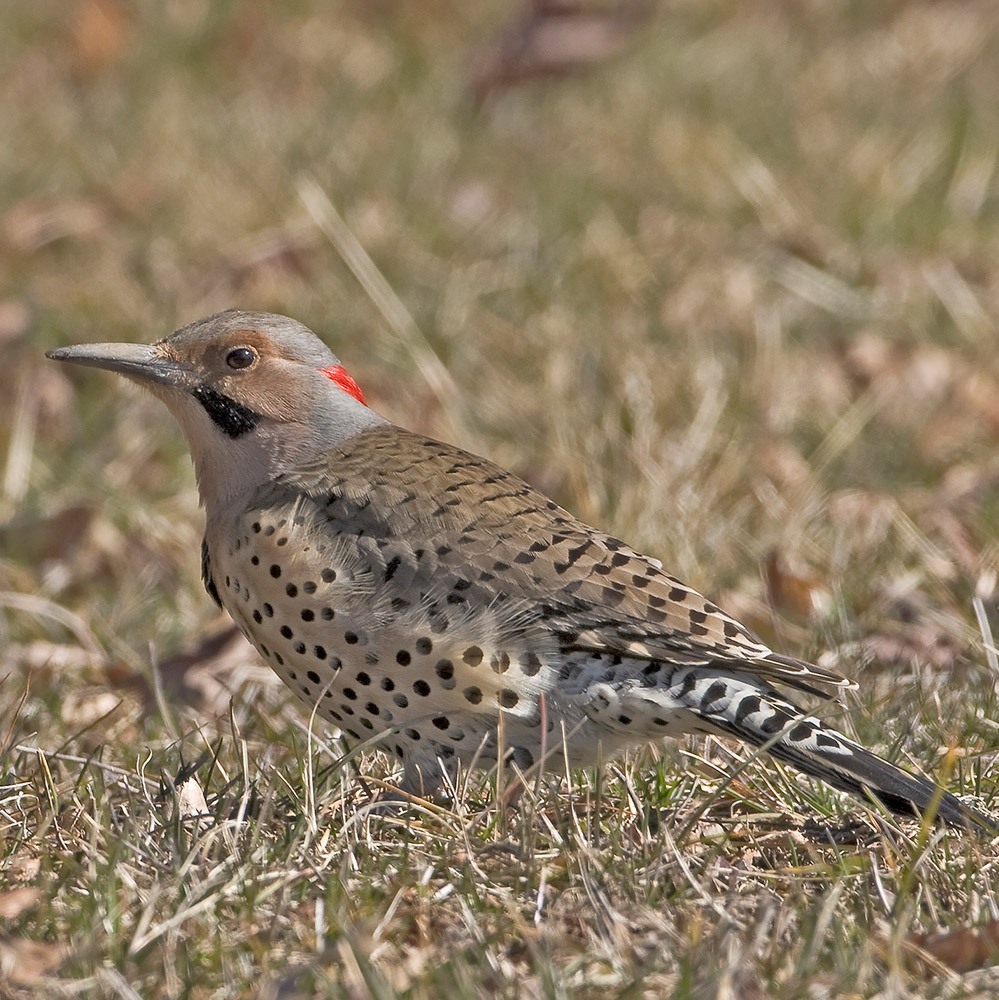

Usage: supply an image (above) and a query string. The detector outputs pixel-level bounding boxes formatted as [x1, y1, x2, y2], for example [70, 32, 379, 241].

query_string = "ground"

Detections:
[3, 0, 999, 996]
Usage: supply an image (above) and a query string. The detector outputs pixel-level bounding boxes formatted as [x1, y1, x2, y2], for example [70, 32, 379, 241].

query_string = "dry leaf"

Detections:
[0, 934, 66, 986]
[858, 626, 963, 671]
[857, 587, 964, 672]
[764, 548, 831, 619]
[5, 858, 40, 884]
[176, 776, 209, 820]
[172, 775, 215, 844]
[71, 0, 132, 75]
[471, 0, 655, 103]
[0, 889, 41, 921]
[125, 625, 279, 715]
[909, 921, 999, 974]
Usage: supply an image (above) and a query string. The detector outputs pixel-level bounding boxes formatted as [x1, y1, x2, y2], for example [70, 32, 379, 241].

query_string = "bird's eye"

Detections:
[226, 346, 257, 370]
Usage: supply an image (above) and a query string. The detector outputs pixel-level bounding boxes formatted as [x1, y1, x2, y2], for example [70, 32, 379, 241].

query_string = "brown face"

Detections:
[48, 311, 368, 442]
[151, 323, 366, 436]
[153, 327, 297, 433]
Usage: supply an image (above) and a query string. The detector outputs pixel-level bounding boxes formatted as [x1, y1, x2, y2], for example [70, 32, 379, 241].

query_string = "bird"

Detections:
[47, 309, 992, 832]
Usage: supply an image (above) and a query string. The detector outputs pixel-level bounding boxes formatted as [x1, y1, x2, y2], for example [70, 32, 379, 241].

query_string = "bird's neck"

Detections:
[196, 415, 389, 522]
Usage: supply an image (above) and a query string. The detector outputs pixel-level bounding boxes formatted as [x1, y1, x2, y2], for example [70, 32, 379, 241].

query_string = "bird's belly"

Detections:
[209, 505, 571, 768]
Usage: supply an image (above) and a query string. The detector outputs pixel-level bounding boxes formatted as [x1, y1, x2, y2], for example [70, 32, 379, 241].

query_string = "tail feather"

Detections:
[715, 711, 993, 832]
[623, 666, 995, 833]
[764, 732, 991, 831]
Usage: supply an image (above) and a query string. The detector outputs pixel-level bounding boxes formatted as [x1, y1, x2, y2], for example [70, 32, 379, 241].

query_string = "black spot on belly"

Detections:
[499, 689, 519, 709]
[522, 653, 542, 677]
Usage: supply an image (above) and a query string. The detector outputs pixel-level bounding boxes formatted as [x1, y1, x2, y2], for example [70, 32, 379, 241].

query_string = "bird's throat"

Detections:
[192, 385, 262, 438]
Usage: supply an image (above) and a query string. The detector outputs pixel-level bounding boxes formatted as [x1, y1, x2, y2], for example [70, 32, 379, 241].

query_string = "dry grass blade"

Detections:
[0, 592, 104, 661]
[298, 177, 468, 440]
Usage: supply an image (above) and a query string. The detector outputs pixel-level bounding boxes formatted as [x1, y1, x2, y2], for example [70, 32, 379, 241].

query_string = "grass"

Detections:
[3, 0, 999, 995]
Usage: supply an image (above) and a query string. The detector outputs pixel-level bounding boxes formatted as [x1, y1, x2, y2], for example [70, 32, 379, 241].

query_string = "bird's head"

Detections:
[47, 309, 385, 511]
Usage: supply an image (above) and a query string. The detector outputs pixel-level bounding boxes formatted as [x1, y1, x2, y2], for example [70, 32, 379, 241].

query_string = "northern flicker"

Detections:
[48, 310, 992, 831]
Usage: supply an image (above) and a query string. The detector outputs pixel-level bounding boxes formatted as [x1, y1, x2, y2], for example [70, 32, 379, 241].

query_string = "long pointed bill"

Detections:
[45, 343, 193, 386]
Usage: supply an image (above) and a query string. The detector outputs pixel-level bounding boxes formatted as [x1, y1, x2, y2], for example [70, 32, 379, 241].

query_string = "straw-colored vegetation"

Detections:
[3, 1, 999, 995]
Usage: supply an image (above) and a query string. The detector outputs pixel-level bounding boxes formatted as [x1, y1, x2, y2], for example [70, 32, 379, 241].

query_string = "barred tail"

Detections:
[755, 718, 991, 832]
[699, 674, 993, 832]
[611, 667, 995, 832]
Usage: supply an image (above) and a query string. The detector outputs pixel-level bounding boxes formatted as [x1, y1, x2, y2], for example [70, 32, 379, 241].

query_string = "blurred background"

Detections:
[3, 0, 999, 991]
[5, 0, 998, 697]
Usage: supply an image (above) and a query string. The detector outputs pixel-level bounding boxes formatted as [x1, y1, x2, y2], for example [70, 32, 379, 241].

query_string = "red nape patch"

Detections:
[319, 365, 366, 405]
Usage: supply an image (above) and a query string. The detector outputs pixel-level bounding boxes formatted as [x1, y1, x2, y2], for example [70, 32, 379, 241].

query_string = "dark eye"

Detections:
[226, 346, 257, 370]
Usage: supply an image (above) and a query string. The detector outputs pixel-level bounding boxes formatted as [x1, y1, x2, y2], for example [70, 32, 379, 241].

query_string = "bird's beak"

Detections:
[46, 343, 193, 387]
